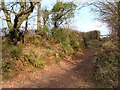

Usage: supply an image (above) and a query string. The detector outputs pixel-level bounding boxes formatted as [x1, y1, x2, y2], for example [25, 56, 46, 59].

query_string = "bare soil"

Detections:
[2, 45, 95, 88]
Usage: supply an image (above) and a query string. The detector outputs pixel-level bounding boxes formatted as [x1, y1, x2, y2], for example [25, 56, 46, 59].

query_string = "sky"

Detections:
[0, 0, 110, 35]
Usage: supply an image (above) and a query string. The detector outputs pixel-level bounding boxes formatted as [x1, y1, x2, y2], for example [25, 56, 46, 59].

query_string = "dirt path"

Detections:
[2, 46, 95, 88]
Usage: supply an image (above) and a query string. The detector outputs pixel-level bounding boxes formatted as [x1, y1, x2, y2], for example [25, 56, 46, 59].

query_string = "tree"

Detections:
[91, 0, 120, 49]
[92, 0, 120, 40]
[117, 1, 120, 50]
[25, 2, 29, 34]
[51, 2, 77, 28]
[91, 2, 120, 87]
[42, 8, 50, 36]
[37, 2, 41, 34]
[0, 0, 36, 45]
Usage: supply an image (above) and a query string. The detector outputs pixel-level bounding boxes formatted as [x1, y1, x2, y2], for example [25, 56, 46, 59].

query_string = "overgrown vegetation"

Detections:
[2, 1, 119, 88]
[91, 1, 120, 88]
[93, 41, 119, 88]
[2, 27, 100, 80]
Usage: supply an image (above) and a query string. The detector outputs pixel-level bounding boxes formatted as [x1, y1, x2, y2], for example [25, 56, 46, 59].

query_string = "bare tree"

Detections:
[91, 0, 119, 41]
[91, 0, 120, 49]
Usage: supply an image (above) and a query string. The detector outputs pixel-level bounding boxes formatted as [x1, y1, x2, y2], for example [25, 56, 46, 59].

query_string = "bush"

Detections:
[81, 30, 100, 47]
[61, 38, 74, 55]
[9, 45, 22, 59]
[34, 57, 46, 68]
[51, 28, 67, 44]
[51, 28, 73, 55]
[2, 63, 12, 72]
[69, 31, 80, 51]
[24, 51, 46, 68]
[51, 28, 85, 54]
[94, 41, 119, 88]
[87, 39, 101, 47]
[32, 35, 41, 46]
[25, 35, 41, 46]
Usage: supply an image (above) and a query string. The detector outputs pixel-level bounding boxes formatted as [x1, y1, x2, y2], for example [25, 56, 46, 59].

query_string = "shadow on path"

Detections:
[43, 46, 95, 88]
[2, 46, 96, 88]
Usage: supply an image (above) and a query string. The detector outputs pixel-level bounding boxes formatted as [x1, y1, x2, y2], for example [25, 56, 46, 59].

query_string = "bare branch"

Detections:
[1, 0, 13, 29]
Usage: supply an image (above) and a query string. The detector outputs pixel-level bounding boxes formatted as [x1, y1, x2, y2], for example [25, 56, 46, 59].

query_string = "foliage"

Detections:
[42, 8, 50, 35]
[92, 1, 120, 50]
[24, 51, 46, 68]
[81, 30, 100, 47]
[93, 41, 119, 88]
[51, 2, 77, 28]
[9, 45, 22, 59]
[84, 30, 100, 40]
[2, 27, 86, 80]
[32, 35, 41, 46]
[43, 25, 49, 36]
[25, 35, 41, 46]
[2, 62, 14, 80]
[69, 31, 81, 51]
[88, 39, 101, 46]
[51, 28, 72, 55]
[51, 28, 85, 55]
[61, 38, 74, 55]
[92, 1, 118, 34]
[2, 63, 12, 72]
[1, 1, 36, 44]
[51, 28, 67, 43]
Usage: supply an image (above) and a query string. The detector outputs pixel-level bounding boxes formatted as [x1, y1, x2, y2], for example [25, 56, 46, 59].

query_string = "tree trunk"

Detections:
[1, 1, 36, 45]
[117, 2, 120, 50]
[25, 18, 28, 34]
[37, 2, 41, 34]
[25, 2, 28, 34]
[9, 30, 18, 45]
[54, 21, 58, 28]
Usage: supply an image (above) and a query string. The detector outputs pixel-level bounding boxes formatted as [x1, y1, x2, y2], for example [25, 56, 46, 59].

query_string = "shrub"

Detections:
[94, 41, 119, 88]
[34, 57, 46, 68]
[32, 35, 41, 46]
[87, 39, 101, 47]
[81, 30, 100, 47]
[24, 51, 46, 68]
[51, 28, 85, 54]
[69, 31, 84, 51]
[51, 28, 67, 43]
[78, 38, 85, 51]
[61, 38, 74, 55]
[69, 32, 79, 51]
[2, 63, 12, 72]
[25, 35, 41, 46]
[9, 45, 22, 59]
[51, 28, 74, 55]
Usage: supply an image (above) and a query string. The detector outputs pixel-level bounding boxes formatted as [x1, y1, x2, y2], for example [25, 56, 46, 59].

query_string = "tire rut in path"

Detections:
[2, 46, 95, 88]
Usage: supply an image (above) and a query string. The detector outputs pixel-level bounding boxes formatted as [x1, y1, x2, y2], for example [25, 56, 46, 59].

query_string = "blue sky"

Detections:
[0, 0, 110, 35]
[72, 6, 109, 35]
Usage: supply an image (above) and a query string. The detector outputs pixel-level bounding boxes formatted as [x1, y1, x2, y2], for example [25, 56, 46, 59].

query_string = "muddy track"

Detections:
[2, 46, 95, 88]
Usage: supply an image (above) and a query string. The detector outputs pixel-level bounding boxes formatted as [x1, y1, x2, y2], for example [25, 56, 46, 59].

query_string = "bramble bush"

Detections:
[94, 41, 119, 88]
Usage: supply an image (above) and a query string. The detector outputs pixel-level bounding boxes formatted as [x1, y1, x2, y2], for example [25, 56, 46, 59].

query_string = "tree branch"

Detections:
[1, 0, 13, 29]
